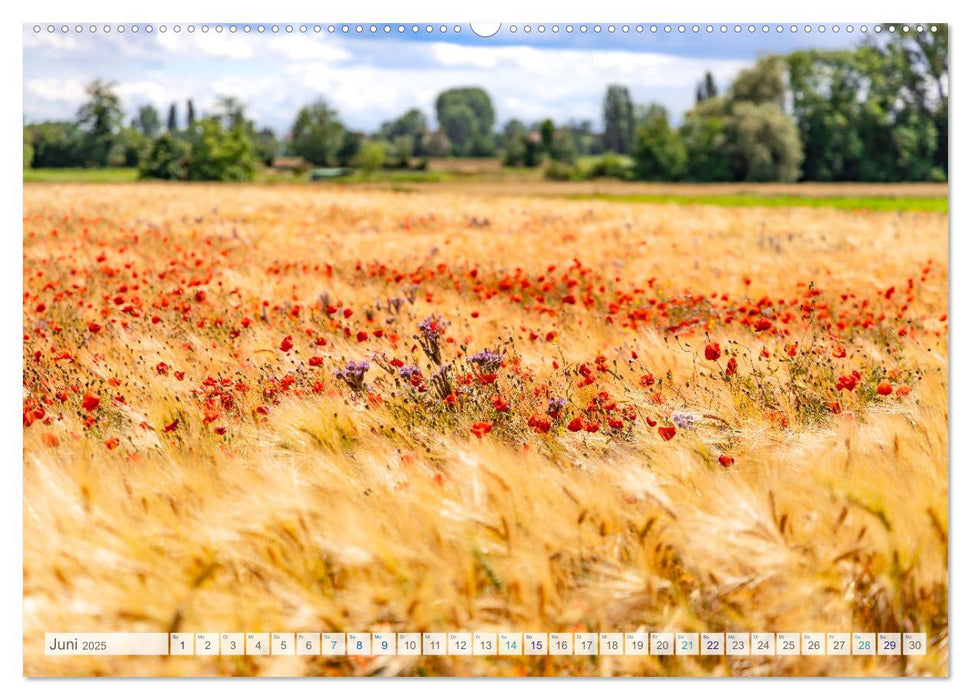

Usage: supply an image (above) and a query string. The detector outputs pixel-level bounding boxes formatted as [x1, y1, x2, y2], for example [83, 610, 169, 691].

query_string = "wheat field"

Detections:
[22, 183, 948, 676]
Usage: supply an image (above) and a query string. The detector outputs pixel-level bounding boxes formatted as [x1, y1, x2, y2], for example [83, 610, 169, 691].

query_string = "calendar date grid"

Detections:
[45, 631, 928, 657]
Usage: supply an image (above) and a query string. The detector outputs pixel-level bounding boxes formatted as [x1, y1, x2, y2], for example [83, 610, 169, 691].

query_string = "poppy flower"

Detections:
[836, 374, 858, 392]
[639, 373, 655, 388]
[527, 415, 551, 433]
[658, 425, 676, 441]
[704, 342, 721, 361]
[87, 322, 102, 333]
[104, 437, 120, 450]
[725, 357, 738, 377]
[567, 416, 584, 432]
[492, 395, 510, 412]
[163, 420, 179, 433]
[471, 421, 493, 439]
[81, 391, 101, 412]
[309, 356, 323, 367]
[356, 331, 368, 342]
[753, 318, 773, 332]
[279, 335, 294, 352]
[718, 455, 735, 467]
[876, 382, 893, 396]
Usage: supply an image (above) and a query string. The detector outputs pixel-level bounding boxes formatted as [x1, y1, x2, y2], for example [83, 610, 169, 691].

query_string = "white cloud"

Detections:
[22, 32, 79, 53]
[24, 77, 87, 103]
[154, 32, 255, 59]
[265, 35, 350, 63]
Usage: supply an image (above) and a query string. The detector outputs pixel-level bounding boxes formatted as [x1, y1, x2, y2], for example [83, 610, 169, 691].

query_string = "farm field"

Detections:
[23, 182, 948, 676]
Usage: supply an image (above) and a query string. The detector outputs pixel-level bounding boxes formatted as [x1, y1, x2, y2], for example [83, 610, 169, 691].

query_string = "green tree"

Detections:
[111, 127, 151, 167]
[134, 105, 161, 138]
[76, 80, 123, 166]
[503, 132, 528, 166]
[25, 122, 85, 168]
[435, 87, 495, 156]
[139, 132, 190, 180]
[166, 103, 178, 132]
[23, 127, 34, 168]
[603, 84, 634, 154]
[679, 101, 734, 181]
[336, 131, 362, 167]
[539, 119, 555, 153]
[549, 130, 578, 165]
[254, 128, 279, 166]
[387, 135, 414, 168]
[184, 117, 258, 181]
[726, 101, 802, 182]
[379, 109, 427, 141]
[632, 104, 686, 180]
[354, 140, 386, 171]
[290, 100, 346, 166]
[418, 130, 451, 158]
[216, 97, 247, 131]
[731, 56, 787, 107]
[186, 99, 196, 128]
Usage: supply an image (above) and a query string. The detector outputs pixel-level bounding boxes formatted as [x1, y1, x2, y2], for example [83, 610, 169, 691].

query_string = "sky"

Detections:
[22, 23, 870, 134]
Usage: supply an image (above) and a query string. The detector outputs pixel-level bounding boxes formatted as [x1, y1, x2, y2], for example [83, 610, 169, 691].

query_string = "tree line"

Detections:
[23, 26, 946, 183]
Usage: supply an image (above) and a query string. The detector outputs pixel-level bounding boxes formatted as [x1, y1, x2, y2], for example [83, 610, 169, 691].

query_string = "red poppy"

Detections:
[471, 421, 493, 439]
[836, 374, 858, 392]
[725, 357, 738, 377]
[704, 342, 721, 361]
[876, 382, 893, 396]
[87, 322, 101, 333]
[81, 391, 100, 412]
[309, 356, 323, 367]
[753, 318, 773, 332]
[492, 395, 510, 412]
[527, 415, 551, 433]
[658, 425, 677, 441]
[639, 373, 655, 387]
[567, 416, 584, 432]
[279, 335, 294, 352]
[356, 331, 368, 342]
[104, 437, 120, 450]
[163, 420, 179, 433]
[718, 455, 735, 467]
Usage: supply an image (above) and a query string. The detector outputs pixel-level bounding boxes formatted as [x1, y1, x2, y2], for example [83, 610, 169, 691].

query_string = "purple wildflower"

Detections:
[335, 360, 370, 392]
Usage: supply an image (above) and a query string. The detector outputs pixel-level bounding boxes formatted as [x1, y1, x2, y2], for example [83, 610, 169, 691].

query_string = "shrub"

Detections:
[184, 118, 258, 182]
[139, 133, 190, 180]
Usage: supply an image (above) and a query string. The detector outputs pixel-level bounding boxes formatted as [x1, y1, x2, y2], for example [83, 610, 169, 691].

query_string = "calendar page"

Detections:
[21, 15, 948, 679]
